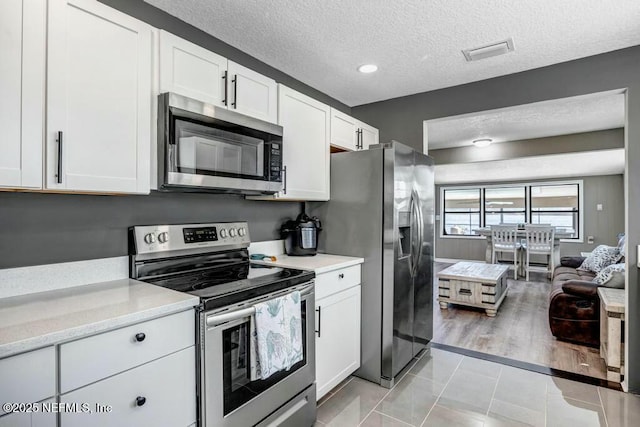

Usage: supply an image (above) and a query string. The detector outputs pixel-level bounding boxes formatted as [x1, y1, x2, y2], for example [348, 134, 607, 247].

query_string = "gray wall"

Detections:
[99, 0, 351, 114]
[352, 45, 640, 393]
[430, 129, 624, 165]
[435, 175, 625, 260]
[0, 192, 301, 269]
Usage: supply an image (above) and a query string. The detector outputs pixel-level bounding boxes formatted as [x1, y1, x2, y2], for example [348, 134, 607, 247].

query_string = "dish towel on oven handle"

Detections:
[250, 290, 303, 380]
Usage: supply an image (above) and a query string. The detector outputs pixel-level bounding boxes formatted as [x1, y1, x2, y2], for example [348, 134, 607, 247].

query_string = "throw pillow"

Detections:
[579, 245, 620, 273]
[618, 233, 626, 259]
[593, 263, 626, 288]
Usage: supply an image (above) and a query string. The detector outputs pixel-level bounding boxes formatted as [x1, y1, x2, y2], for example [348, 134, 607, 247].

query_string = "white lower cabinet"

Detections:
[315, 267, 361, 400]
[0, 399, 56, 427]
[60, 346, 196, 427]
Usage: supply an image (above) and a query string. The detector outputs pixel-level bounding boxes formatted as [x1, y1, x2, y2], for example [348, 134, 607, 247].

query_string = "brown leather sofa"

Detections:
[549, 256, 600, 346]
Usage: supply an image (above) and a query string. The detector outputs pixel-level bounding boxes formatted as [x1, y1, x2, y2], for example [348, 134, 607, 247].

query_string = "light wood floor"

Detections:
[432, 262, 608, 380]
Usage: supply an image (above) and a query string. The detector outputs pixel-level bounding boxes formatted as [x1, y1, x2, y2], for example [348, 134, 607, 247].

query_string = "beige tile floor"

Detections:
[315, 346, 640, 427]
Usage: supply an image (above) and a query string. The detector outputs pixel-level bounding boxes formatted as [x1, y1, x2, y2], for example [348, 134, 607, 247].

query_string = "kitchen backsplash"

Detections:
[0, 191, 302, 269]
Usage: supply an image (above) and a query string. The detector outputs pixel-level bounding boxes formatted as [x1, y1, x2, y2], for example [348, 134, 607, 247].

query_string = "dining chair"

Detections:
[490, 225, 521, 279]
[523, 225, 555, 281]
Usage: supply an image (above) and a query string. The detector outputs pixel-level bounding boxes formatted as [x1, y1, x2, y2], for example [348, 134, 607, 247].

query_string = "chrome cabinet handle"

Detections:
[338, 273, 344, 279]
[231, 75, 238, 109]
[358, 129, 363, 149]
[222, 70, 228, 106]
[56, 131, 63, 183]
[315, 306, 321, 337]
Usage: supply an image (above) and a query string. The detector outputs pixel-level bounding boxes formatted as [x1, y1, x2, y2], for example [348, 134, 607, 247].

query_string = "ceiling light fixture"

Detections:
[472, 138, 493, 148]
[358, 64, 378, 73]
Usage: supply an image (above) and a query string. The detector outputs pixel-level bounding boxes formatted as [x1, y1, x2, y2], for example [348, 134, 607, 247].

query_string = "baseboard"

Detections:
[435, 257, 486, 264]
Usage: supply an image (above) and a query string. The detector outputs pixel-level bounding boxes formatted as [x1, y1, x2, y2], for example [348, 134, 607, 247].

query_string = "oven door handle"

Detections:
[205, 282, 315, 327]
[207, 306, 255, 327]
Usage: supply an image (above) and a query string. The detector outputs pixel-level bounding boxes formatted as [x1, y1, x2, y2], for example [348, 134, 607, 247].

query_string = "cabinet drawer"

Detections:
[0, 399, 56, 427]
[60, 310, 194, 392]
[0, 347, 55, 415]
[315, 265, 361, 300]
[61, 346, 196, 427]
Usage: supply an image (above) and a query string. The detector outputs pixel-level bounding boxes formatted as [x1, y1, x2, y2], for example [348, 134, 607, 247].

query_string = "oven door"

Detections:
[158, 92, 283, 194]
[200, 282, 315, 427]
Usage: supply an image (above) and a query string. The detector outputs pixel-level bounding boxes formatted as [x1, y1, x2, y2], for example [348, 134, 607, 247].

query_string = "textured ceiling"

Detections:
[145, 0, 640, 106]
[427, 91, 625, 149]
[434, 149, 625, 184]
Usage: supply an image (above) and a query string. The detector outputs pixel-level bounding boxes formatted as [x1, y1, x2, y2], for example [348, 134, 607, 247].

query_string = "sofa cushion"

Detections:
[560, 256, 586, 269]
[579, 245, 620, 273]
[594, 263, 626, 288]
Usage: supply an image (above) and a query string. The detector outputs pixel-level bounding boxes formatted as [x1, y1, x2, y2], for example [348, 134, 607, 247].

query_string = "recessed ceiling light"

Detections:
[472, 138, 493, 148]
[358, 64, 378, 73]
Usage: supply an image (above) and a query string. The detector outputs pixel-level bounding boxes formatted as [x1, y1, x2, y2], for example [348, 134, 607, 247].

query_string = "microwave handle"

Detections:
[282, 165, 287, 195]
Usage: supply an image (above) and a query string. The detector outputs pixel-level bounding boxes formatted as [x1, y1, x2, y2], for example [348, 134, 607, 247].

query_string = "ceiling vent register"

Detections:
[462, 38, 515, 62]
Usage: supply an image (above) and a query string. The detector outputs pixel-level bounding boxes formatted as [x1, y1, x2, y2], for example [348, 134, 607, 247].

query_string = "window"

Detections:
[440, 180, 583, 241]
[442, 188, 481, 236]
[484, 187, 526, 226]
[530, 184, 579, 238]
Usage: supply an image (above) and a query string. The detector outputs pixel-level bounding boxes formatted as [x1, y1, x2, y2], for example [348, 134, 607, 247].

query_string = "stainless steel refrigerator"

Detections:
[308, 141, 435, 388]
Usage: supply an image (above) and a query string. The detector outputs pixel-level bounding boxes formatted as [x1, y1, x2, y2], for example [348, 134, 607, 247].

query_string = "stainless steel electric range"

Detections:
[129, 222, 316, 427]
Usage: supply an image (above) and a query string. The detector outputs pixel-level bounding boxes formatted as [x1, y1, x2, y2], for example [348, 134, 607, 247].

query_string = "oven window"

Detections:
[174, 119, 264, 178]
[222, 300, 307, 415]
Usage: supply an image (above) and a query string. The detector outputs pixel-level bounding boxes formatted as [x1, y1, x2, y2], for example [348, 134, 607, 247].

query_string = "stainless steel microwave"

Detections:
[158, 92, 283, 194]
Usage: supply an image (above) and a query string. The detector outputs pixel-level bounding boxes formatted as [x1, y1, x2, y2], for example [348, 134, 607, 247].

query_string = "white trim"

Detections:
[435, 258, 486, 264]
[439, 179, 584, 243]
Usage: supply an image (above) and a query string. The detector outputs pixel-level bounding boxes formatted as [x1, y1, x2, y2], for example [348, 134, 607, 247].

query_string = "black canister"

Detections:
[281, 213, 322, 256]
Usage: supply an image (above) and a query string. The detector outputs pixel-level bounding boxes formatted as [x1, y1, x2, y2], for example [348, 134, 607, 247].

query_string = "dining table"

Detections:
[473, 227, 574, 273]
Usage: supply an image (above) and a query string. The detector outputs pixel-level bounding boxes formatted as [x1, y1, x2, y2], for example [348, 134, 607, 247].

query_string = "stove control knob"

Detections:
[144, 233, 156, 244]
[238, 227, 246, 237]
[219, 228, 228, 238]
[158, 232, 169, 243]
[229, 228, 237, 237]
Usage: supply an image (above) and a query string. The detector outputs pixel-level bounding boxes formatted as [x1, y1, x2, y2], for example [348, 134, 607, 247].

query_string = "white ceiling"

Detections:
[434, 149, 625, 184]
[427, 90, 626, 149]
[145, 0, 640, 106]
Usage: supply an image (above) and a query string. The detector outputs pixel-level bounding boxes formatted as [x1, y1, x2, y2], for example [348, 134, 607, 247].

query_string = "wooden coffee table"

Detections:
[437, 262, 509, 317]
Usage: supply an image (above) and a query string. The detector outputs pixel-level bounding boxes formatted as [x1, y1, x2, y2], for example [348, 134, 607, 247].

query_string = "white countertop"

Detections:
[0, 279, 199, 358]
[252, 253, 364, 274]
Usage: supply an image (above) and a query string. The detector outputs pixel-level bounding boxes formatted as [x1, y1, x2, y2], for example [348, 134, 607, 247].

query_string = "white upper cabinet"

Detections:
[330, 108, 379, 152]
[228, 61, 278, 123]
[330, 108, 358, 151]
[0, 0, 46, 189]
[46, 0, 152, 194]
[357, 120, 379, 150]
[274, 84, 330, 201]
[159, 30, 227, 107]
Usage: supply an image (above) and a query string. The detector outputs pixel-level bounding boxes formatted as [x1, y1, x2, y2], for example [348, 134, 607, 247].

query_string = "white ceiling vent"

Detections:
[463, 38, 515, 62]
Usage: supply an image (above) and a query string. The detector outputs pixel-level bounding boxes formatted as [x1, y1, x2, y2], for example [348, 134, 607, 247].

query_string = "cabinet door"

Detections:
[330, 108, 358, 151]
[61, 347, 196, 427]
[273, 84, 330, 201]
[357, 120, 379, 150]
[228, 61, 278, 123]
[315, 285, 361, 399]
[0, 0, 45, 189]
[47, 0, 152, 194]
[159, 30, 227, 107]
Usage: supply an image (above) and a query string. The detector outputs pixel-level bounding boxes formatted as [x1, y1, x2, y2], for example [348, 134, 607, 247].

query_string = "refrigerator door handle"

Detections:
[408, 192, 420, 277]
[414, 192, 425, 274]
